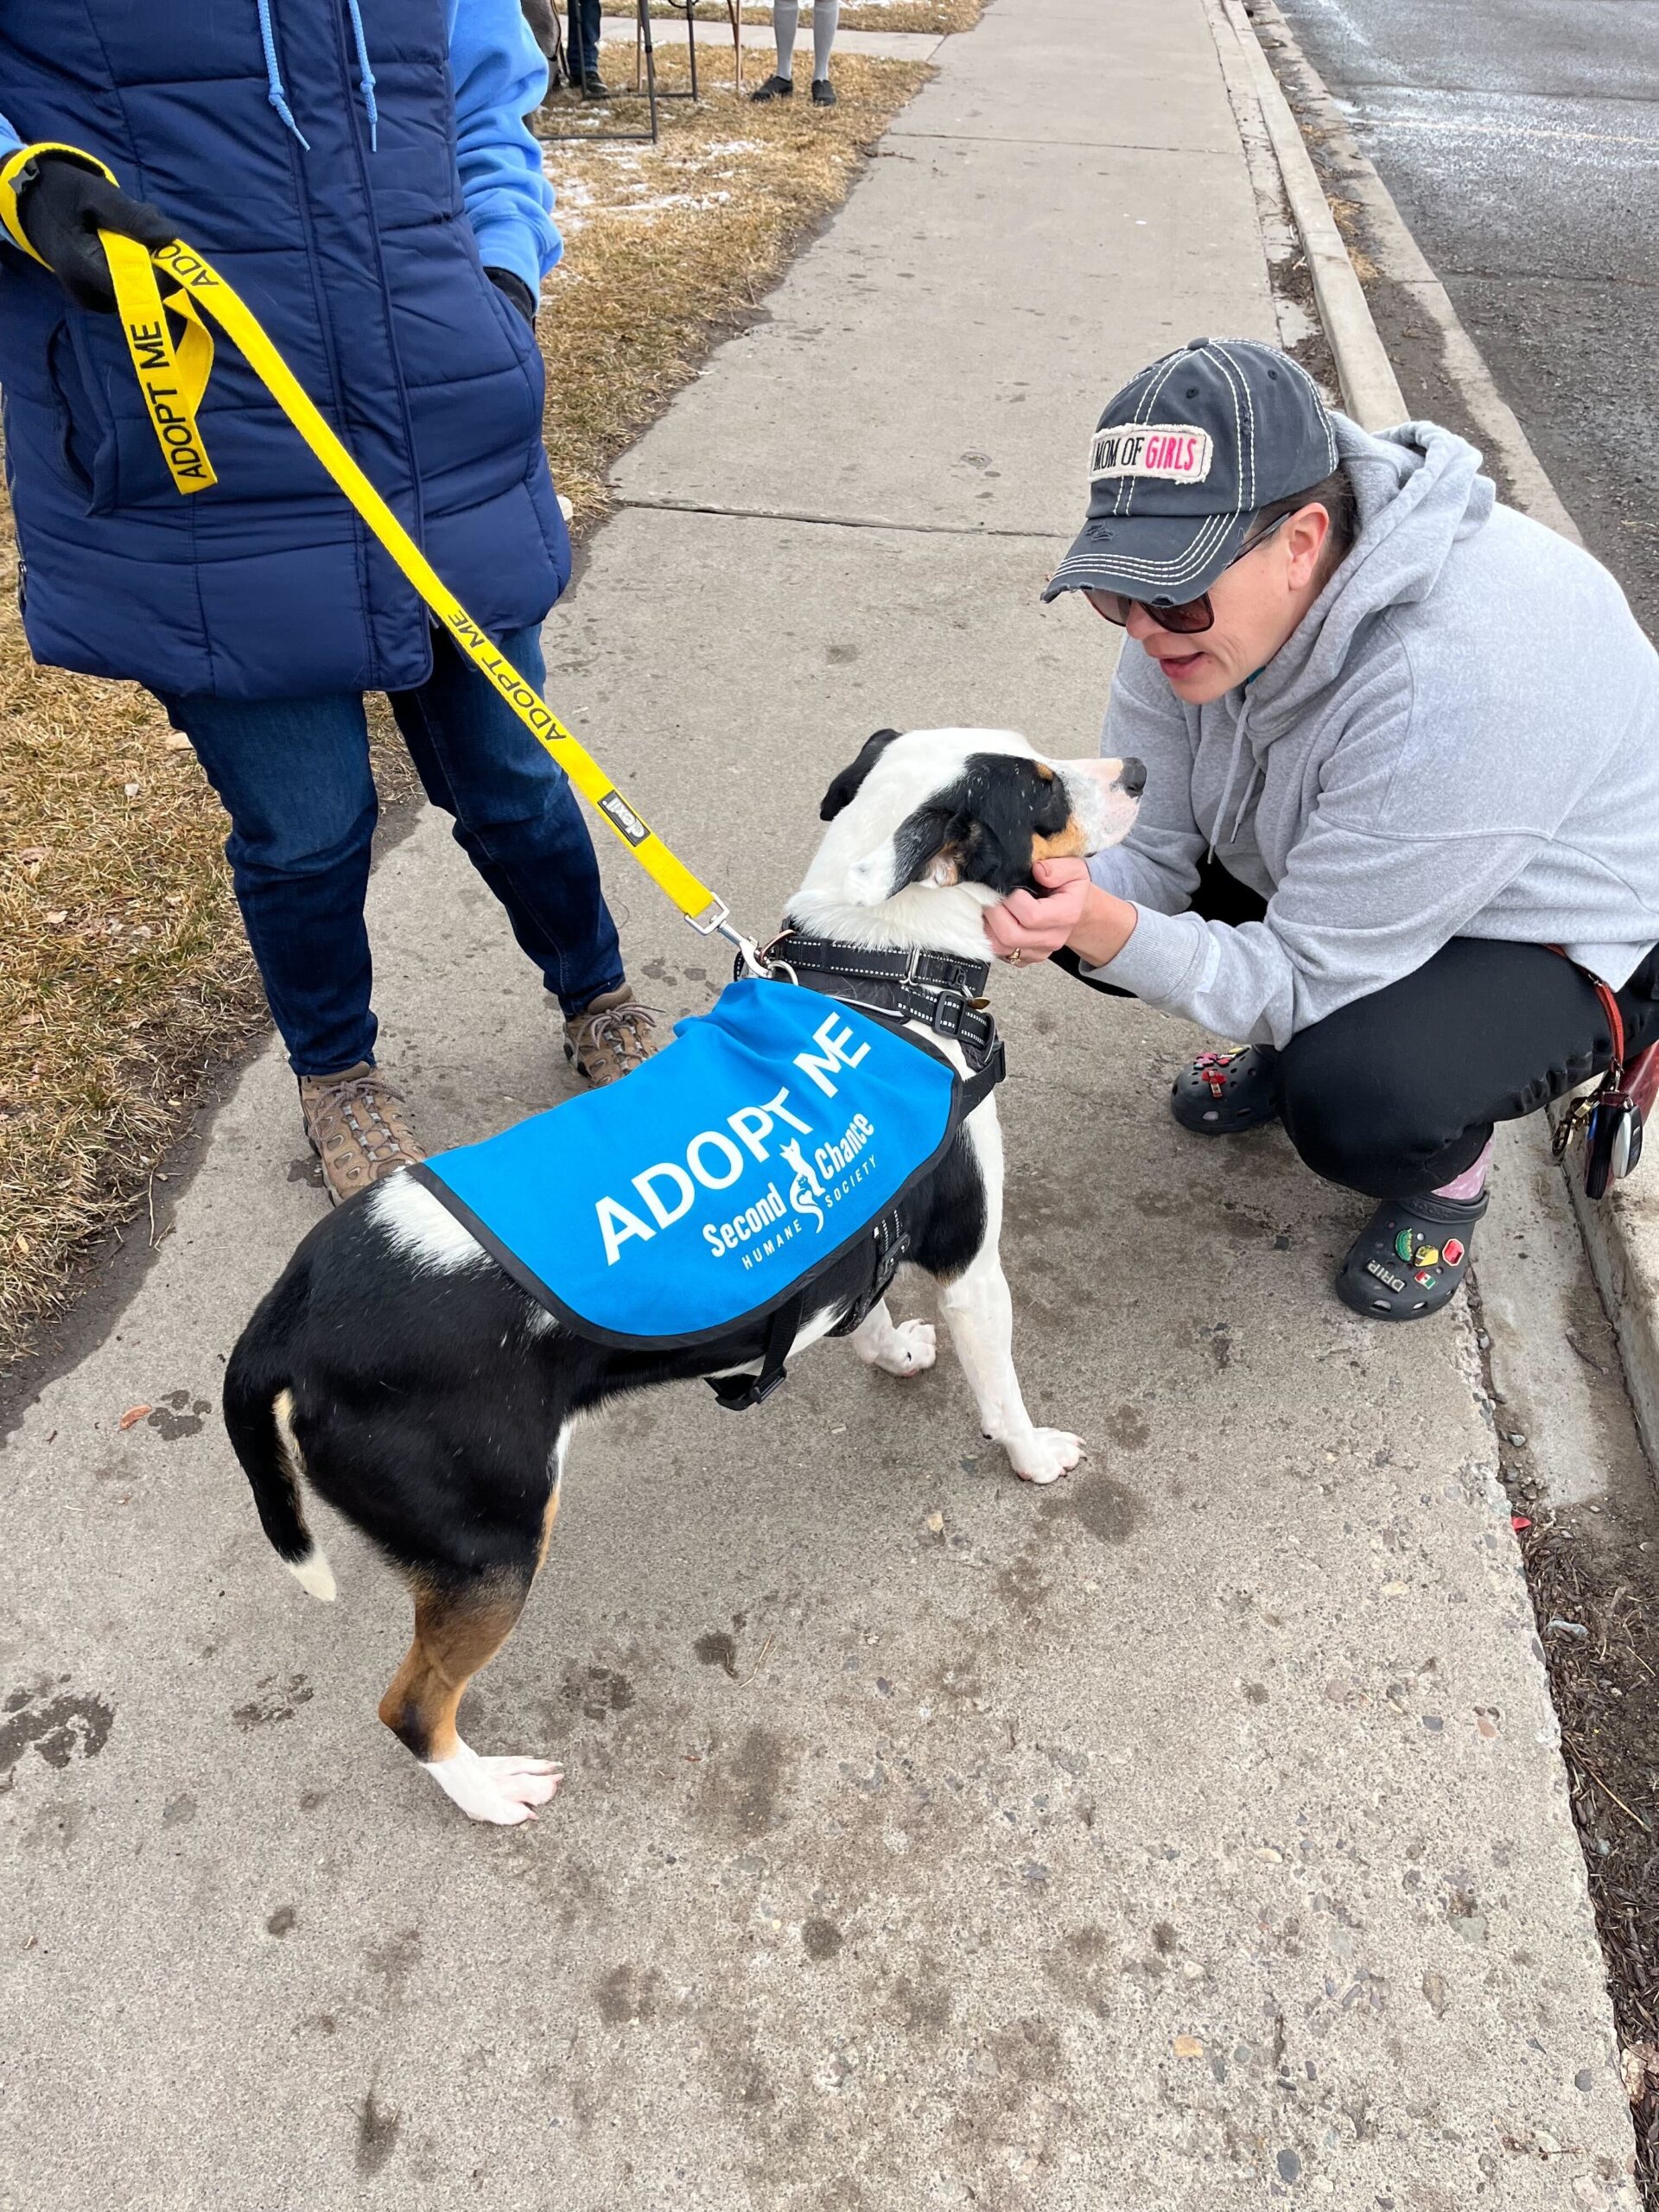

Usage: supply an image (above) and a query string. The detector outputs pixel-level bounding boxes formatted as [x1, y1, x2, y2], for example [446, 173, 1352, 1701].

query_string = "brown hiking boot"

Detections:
[298, 1061, 424, 1205]
[563, 985, 662, 1088]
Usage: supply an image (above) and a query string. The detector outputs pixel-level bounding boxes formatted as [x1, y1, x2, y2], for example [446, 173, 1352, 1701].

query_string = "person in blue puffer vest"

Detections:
[0, 0, 661, 1203]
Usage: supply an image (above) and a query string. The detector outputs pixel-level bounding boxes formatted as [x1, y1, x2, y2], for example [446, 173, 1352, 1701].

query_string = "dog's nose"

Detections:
[1117, 757, 1147, 798]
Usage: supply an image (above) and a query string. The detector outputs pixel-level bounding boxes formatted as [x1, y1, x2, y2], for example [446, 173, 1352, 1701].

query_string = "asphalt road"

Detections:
[1275, 0, 1659, 637]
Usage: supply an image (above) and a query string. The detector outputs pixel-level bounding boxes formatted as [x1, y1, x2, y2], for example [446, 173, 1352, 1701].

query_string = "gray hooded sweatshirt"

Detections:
[1085, 415, 1659, 1048]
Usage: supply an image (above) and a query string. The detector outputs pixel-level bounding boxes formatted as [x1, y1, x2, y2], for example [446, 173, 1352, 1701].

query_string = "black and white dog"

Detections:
[224, 728, 1143, 1823]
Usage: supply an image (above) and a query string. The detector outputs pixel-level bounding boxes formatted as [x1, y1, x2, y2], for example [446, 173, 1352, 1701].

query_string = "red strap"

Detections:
[1549, 945, 1625, 1071]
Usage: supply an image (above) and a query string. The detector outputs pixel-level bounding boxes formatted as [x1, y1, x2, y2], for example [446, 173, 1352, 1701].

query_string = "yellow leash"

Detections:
[0, 145, 759, 966]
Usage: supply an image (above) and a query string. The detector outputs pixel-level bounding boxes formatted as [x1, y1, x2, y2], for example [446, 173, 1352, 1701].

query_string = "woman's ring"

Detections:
[1007, 948, 1023, 965]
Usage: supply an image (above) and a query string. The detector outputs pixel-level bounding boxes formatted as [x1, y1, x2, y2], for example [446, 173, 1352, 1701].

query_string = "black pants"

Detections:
[1065, 858, 1659, 1199]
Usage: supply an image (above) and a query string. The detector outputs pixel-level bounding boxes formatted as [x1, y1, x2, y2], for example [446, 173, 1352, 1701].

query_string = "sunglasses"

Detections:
[1082, 509, 1294, 635]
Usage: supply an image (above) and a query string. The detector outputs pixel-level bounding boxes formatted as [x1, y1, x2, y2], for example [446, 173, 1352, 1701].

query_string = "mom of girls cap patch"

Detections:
[1090, 424, 1214, 486]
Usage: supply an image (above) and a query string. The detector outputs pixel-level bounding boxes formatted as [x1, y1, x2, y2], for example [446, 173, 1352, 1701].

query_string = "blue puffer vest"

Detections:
[0, 0, 569, 698]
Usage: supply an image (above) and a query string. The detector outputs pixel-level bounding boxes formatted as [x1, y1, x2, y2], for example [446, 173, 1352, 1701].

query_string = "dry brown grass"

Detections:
[0, 551, 257, 1351]
[599, 0, 980, 34]
[0, 48, 928, 1374]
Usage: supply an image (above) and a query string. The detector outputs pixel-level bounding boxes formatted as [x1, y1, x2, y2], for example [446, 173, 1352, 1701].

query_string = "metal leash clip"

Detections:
[689, 899, 794, 983]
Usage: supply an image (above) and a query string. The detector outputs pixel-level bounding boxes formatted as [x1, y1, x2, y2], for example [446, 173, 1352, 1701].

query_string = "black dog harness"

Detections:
[705, 934, 1007, 1411]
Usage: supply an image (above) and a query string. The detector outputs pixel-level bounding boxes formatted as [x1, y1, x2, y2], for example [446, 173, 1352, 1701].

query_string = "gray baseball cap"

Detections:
[1042, 338, 1338, 606]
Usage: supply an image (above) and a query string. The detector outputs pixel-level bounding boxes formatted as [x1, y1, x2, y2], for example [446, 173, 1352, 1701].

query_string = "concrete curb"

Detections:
[1216, 0, 1659, 1472]
[1210, 0, 1403, 430]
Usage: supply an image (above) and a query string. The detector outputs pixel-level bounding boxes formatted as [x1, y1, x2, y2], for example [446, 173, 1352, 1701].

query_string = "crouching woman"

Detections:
[991, 338, 1659, 1319]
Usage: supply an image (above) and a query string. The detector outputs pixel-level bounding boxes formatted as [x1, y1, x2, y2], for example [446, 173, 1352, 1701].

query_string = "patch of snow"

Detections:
[610, 189, 734, 215]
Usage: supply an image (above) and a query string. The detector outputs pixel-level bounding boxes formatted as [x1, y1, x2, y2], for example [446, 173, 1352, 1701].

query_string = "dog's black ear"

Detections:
[888, 803, 968, 893]
[819, 728, 902, 822]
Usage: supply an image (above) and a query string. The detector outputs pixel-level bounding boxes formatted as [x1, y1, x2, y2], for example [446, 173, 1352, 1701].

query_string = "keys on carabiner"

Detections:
[1584, 1088, 1643, 1200]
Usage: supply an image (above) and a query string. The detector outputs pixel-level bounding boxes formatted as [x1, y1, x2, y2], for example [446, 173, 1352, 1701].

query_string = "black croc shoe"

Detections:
[750, 73, 794, 99]
[1335, 1191, 1487, 1322]
[1171, 1045, 1281, 1135]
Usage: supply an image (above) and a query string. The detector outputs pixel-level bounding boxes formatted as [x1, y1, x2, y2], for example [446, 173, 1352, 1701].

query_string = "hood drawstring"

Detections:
[257, 0, 311, 147]
[1206, 664, 1274, 862]
[257, 1, 379, 153]
[344, 0, 379, 151]
[1207, 690, 1255, 865]
[1228, 758, 1264, 851]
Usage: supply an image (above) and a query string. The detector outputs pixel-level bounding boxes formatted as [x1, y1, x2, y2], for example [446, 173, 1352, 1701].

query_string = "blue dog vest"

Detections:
[416, 979, 963, 1348]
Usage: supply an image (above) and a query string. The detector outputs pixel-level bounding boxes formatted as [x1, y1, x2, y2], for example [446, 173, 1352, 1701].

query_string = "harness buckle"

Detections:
[709, 1365, 791, 1412]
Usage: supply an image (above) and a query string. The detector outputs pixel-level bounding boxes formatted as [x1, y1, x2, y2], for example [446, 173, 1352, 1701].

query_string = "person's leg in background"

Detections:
[157, 688, 424, 1201]
[389, 625, 660, 1088]
[810, 0, 841, 102]
[752, 0, 798, 99]
[567, 0, 609, 95]
[1277, 935, 1659, 1318]
[751, 0, 841, 102]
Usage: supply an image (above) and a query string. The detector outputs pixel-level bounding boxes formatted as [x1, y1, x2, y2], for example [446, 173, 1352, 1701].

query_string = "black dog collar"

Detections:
[761, 931, 1002, 1077]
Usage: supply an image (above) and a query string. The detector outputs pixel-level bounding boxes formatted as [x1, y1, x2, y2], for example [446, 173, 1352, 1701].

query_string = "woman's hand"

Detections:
[986, 857, 1139, 969]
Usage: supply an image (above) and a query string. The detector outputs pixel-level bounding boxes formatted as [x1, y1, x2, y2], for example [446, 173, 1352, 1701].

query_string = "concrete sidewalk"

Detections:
[0, 1, 1639, 2206]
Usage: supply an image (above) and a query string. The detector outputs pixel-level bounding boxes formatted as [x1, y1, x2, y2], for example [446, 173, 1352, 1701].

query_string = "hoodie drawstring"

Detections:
[1228, 754, 1263, 850]
[256, 1, 378, 152]
[1207, 690, 1255, 865]
[344, 0, 379, 151]
[256, 0, 311, 147]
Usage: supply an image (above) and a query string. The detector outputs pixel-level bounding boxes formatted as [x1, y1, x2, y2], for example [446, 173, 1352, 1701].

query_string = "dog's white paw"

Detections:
[426, 1745, 564, 1825]
[873, 1319, 937, 1377]
[1007, 1428, 1085, 1486]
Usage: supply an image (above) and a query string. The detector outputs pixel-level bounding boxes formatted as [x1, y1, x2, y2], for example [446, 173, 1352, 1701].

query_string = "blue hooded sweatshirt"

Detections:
[0, 0, 570, 700]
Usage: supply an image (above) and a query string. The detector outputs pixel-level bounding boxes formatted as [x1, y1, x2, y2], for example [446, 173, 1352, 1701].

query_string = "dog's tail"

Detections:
[223, 1287, 337, 1603]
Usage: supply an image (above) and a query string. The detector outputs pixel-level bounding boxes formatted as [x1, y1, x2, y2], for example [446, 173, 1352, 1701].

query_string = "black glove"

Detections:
[15, 153, 175, 314]
[486, 264, 538, 329]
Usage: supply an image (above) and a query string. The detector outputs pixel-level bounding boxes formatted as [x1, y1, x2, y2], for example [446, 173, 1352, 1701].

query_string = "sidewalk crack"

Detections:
[890, 130, 1243, 156]
[608, 494, 1069, 542]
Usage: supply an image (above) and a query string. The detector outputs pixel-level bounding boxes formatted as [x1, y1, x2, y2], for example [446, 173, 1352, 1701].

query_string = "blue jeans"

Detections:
[567, 0, 601, 75]
[161, 626, 625, 1076]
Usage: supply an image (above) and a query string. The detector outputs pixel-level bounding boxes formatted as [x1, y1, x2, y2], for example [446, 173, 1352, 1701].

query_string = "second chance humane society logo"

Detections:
[593, 1010, 885, 1273]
